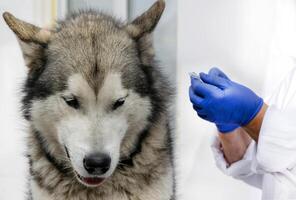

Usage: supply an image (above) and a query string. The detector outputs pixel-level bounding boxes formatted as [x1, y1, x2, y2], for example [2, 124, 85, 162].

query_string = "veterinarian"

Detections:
[189, 67, 296, 200]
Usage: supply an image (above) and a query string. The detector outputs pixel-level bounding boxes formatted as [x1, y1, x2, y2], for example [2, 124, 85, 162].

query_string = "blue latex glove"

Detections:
[189, 67, 263, 133]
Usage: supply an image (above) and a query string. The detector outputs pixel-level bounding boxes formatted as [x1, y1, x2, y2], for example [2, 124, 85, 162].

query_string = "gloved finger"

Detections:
[189, 87, 204, 106]
[193, 106, 208, 116]
[208, 67, 230, 80]
[199, 72, 229, 89]
[193, 105, 202, 111]
[191, 77, 218, 97]
[197, 113, 208, 120]
[197, 113, 214, 122]
[193, 105, 207, 114]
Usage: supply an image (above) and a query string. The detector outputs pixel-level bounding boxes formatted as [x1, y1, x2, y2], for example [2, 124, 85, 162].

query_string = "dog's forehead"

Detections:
[49, 13, 136, 69]
[45, 13, 140, 94]
[67, 72, 125, 100]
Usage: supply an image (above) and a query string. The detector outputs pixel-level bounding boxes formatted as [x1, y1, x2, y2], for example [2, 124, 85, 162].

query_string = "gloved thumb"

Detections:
[199, 72, 229, 89]
[208, 67, 230, 80]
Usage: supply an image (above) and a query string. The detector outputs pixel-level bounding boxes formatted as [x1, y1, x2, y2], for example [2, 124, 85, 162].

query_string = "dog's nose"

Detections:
[83, 153, 111, 175]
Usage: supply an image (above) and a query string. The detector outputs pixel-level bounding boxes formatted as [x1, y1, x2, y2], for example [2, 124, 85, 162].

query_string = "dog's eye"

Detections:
[113, 98, 125, 110]
[63, 96, 80, 109]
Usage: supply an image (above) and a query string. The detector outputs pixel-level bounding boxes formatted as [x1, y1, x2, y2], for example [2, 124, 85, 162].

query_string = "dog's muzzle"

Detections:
[64, 146, 109, 187]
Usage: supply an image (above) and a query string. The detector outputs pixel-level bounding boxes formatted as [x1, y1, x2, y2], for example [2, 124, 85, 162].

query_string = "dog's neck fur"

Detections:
[28, 114, 175, 200]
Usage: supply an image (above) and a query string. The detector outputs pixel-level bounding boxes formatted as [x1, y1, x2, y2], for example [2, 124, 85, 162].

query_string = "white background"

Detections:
[1, 0, 296, 200]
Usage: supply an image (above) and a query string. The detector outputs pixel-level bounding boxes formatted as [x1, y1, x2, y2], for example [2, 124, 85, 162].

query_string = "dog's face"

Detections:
[3, 0, 166, 187]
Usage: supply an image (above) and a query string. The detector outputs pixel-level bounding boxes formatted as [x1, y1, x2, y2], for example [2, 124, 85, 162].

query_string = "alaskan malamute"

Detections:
[3, 0, 175, 199]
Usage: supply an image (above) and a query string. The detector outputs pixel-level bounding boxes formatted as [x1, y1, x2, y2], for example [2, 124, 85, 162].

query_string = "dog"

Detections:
[3, 0, 176, 199]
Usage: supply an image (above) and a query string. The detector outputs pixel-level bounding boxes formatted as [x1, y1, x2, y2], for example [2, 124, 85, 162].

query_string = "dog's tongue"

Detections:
[82, 177, 105, 186]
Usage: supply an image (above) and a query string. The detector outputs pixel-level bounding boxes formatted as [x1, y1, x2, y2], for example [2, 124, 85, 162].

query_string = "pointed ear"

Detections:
[3, 12, 52, 69]
[125, 0, 165, 39]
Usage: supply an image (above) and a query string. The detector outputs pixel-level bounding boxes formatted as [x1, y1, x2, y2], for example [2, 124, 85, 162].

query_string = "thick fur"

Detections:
[3, 1, 176, 199]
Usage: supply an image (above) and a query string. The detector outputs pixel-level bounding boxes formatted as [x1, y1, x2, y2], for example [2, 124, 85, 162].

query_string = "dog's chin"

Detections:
[75, 171, 106, 187]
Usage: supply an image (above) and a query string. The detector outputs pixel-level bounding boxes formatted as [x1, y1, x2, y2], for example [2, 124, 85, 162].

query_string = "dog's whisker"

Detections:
[118, 162, 129, 167]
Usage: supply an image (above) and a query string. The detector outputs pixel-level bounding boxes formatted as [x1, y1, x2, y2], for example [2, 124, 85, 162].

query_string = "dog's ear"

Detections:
[3, 12, 52, 70]
[125, 0, 165, 40]
[125, 0, 165, 65]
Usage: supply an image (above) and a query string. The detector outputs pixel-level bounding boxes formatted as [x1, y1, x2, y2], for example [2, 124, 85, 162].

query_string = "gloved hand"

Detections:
[189, 67, 263, 133]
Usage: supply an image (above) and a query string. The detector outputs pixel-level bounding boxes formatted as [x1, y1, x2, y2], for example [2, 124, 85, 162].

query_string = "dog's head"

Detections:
[3, 0, 168, 187]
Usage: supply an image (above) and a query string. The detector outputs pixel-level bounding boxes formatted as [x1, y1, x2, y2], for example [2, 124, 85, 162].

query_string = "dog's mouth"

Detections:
[75, 172, 106, 187]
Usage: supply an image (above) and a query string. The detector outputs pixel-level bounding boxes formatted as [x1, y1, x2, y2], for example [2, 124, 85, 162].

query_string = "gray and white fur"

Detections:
[3, 0, 176, 200]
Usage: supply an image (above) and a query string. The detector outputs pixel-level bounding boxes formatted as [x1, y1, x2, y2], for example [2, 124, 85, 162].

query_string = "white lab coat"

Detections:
[212, 68, 296, 200]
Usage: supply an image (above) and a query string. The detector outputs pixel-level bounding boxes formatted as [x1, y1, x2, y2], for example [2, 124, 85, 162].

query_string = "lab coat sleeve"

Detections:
[256, 107, 296, 172]
[256, 67, 296, 171]
[211, 137, 263, 189]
